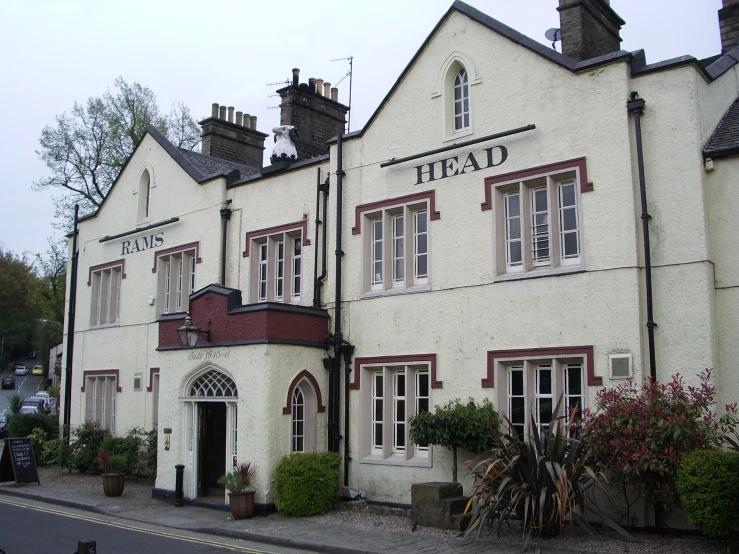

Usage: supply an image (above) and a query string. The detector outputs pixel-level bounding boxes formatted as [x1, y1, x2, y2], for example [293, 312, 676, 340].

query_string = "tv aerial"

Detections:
[545, 28, 561, 51]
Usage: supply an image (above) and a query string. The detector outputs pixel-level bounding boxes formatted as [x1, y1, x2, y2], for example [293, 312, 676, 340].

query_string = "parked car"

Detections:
[21, 397, 50, 414]
[19, 406, 39, 415]
[35, 391, 50, 402]
[32, 365, 44, 376]
[13, 365, 28, 376]
[0, 413, 8, 438]
[1, 376, 15, 389]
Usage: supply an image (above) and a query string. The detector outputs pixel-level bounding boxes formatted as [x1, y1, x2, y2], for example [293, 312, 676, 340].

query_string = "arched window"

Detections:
[138, 168, 152, 221]
[189, 370, 238, 398]
[292, 388, 305, 452]
[453, 68, 469, 132]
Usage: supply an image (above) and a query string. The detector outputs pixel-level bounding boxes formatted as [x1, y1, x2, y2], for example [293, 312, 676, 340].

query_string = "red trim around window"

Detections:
[481, 157, 593, 211]
[80, 369, 122, 392]
[147, 367, 160, 392]
[242, 220, 311, 258]
[282, 369, 326, 414]
[151, 242, 201, 273]
[351, 190, 441, 235]
[481, 345, 601, 388]
[87, 260, 126, 286]
[350, 354, 441, 390]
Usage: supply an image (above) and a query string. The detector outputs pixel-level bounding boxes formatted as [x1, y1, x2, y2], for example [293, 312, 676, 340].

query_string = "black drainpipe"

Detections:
[63, 204, 80, 442]
[220, 200, 232, 286]
[627, 92, 657, 383]
[331, 133, 345, 454]
[313, 168, 329, 308]
[343, 345, 353, 486]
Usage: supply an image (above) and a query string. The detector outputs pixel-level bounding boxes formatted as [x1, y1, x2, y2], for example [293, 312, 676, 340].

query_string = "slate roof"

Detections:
[177, 148, 260, 182]
[704, 98, 739, 159]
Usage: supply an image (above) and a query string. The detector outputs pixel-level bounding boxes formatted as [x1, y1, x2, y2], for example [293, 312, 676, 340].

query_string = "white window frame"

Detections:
[90, 265, 122, 327]
[453, 68, 470, 133]
[250, 230, 303, 304]
[492, 167, 584, 280]
[85, 374, 117, 433]
[157, 249, 196, 315]
[496, 355, 586, 439]
[361, 363, 432, 466]
[363, 202, 430, 296]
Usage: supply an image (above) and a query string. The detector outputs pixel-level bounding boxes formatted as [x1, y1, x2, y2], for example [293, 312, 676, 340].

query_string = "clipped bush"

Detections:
[7, 412, 58, 439]
[100, 427, 150, 476]
[409, 397, 500, 482]
[677, 450, 739, 541]
[70, 421, 111, 473]
[274, 452, 341, 517]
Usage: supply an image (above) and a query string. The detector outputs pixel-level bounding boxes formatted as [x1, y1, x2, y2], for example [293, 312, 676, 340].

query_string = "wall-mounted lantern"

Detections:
[177, 312, 211, 347]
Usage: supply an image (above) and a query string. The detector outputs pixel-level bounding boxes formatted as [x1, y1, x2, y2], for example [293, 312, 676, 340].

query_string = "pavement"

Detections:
[0, 468, 592, 554]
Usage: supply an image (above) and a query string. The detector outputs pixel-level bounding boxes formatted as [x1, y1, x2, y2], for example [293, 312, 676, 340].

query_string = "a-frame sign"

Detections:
[0, 438, 40, 486]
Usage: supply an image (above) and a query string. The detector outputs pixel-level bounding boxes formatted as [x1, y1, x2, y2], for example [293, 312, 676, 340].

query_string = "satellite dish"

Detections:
[545, 28, 561, 51]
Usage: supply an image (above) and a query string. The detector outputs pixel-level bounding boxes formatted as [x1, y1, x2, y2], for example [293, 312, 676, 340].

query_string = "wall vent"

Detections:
[133, 373, 142, 391]
[609, 354, 632, 379]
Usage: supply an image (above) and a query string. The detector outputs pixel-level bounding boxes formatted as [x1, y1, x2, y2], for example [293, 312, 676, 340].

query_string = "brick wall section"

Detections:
[200, 118, 268, 170]
[557, 0, 624, 62]
[720, 2, 739, 53]
[277, 85, 348, 161]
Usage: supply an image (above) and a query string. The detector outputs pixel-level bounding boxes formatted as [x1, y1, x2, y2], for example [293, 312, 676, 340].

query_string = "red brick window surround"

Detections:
[352, 191, 441, 296]
[482, 346, 600, 438]
[152, 242, 201, 315]
[243, 221, 310, 304]
[88, 260, 125, 327]
[282, 370, 325, 454]
[81, 369, 120, 433]
[353, 354, 440, 467]
[481, 158, 592, 280]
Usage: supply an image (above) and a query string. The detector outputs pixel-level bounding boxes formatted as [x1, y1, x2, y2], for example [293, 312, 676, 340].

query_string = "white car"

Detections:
[19, 405, 39, 414]
[35, 391, 50, 402]
[13, 365, 28, 376]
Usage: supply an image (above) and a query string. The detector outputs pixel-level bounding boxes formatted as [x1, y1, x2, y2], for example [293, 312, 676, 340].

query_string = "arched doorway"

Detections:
[182, 367, 238, 502]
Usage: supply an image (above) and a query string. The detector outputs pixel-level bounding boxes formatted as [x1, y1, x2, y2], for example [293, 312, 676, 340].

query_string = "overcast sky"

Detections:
[0, 0, 723, 259]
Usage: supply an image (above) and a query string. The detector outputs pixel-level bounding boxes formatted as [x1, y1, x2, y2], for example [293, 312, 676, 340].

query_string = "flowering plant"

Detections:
[218, 462, 256, 492]
[98, 448, 127, 474]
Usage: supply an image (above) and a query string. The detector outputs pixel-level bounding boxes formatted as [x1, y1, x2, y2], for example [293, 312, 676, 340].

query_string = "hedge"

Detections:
[677, 449, 739, 541]
[274, 452, 341, 517]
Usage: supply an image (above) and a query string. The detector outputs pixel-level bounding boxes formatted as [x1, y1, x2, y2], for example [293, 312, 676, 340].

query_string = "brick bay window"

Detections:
[88, 260, 125, 327]
[482, 158, 593, 279]
[244, 221, 310, 304]
[353, 354, 441, 466]
[352, 191, 440, 296]
[153, 243, 200, 315]
[482, 346, 599, 439]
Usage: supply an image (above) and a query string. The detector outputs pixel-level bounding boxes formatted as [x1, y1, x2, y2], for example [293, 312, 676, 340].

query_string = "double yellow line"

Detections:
[0, 497, 276, 553]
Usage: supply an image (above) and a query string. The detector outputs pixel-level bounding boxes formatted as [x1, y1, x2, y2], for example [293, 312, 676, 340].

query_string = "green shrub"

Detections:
[274, 452, 341, 517]
[409, 398, 500, 482]
[144, 428, 157, 480]
[7, 413, 58, 438]
[677, 450, 739, 541]
[70, 422, 111, 473]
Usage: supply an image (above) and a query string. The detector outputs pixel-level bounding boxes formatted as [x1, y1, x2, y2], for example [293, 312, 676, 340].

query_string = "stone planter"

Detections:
[228, 490, 255, 519]
[102, 473, 125, 497]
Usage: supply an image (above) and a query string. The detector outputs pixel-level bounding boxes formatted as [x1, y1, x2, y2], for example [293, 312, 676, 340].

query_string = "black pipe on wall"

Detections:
[313, 169, 329, 308]
[220, 201, 232, 286]
[627, 92, 657, 383]
[63, 205, 80, 441]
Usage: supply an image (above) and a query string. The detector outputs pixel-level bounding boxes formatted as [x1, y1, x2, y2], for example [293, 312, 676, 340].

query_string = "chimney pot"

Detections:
[235, 111, 243, 126]
[228, 106, 234, 123]
[308, 78, 316, 94]
[331, 87, 338, 102]
[200, 104, 266, 170]
[212, 103, 219, 118]
[244, 114, 251, 129]
[292, 68, 300, 87]
[316, 79, 324, 96]
[323, 82, 331, 97]
[219, 106, 227, 120]
[250, 115, 257, 129]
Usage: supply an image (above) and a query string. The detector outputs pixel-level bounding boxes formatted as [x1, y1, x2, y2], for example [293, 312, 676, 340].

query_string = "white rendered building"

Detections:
[61, 0, 739, 512]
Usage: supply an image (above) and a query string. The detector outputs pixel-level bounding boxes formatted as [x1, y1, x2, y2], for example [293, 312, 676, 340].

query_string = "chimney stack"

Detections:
[276, 69, 348, 161]
[557, 0, 624, 61]
[719, 0, 739, 53]
[200, 102, 268, 170]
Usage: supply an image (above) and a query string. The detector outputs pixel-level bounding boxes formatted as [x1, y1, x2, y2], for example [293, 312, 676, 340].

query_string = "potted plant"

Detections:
[218, 462, 256, 519]
[99, 448, 127, 497]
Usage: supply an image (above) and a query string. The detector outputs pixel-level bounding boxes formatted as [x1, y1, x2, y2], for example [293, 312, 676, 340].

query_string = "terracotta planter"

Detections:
[228, 490, 255, 519]
[102, 473, 125, 497]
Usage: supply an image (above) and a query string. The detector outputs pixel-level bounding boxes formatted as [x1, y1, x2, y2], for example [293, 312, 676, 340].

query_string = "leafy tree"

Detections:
[582, 369, 719, 522]
[29, 236, 67, 325]
[0, 248, 40, 364]
[409, 398, 500, 482]
[34, 77, 200, 225]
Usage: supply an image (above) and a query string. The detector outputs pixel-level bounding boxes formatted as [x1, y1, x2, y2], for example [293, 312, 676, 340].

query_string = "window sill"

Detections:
[443, 129, 473, 143]
[494, 265, 585, 283]
[89, 322, 120, 330]
[360, 453, 432, 468]
[361, 284, 432, 299]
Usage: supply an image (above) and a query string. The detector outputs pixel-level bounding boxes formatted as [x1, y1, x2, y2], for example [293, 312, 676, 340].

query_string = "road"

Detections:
[0, 358, 46, 415]
[0, 497, 310, 554]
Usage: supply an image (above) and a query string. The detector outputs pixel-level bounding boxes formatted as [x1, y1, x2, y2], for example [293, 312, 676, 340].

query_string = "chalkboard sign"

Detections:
[0, 438, 40, 486]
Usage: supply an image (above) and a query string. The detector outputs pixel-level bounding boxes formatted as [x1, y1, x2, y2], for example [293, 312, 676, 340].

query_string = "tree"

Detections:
[30, 236, 67, 325]
[0, 248, 40, 365]
[34, 77, 201, 225]
[409, 398, 500, 482]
